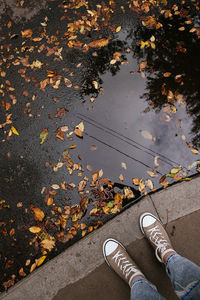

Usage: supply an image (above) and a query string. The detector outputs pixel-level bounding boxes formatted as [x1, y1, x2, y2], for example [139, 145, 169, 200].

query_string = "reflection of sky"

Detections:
[75, 48, 198, 185]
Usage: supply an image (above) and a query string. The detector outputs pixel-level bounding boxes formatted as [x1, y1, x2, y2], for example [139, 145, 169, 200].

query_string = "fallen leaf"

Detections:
[87, 38, 109, 48]
[86, 165, 93, 171]
[132, 178, 140, 185]
[139, 61, 147, 71]
[119, 174, 124, 181]
[51, 184, 60, 189]
[141, 130, 152, 140]
[90, 145, 97, 151]
[30, 263, 36, 273]
[121, 162, 127, 170]
[11, 126, 19, 135]
[36, 256, 46, 267]
[191, 149, 199, 154]
[170, 167, 182, 174]
[154, 156, 159, 168]
[92, 172, 98, 183]
[145, 179, 154, 190]
[99, 169, 103, 177]
[116, 26, 121, 32]
[54, 108, 68, 118]
[40, 128, 48, 144]
[92, 81, 98, 89]
[19, 268, 26, 277]
[124, 187, 134, 199]
[32, 207, 45, 222]
[41, 237, 55, 251]
[56, 129, 64, 141]
[74, 128, 83, 138]
[29, 226, 41, 233]
[21, 29, 33, 38]
[47, 197, 54, 206]
[147, 171, 158, 177]
[164, 72, 171, 77]
[78, 180, 86, 192]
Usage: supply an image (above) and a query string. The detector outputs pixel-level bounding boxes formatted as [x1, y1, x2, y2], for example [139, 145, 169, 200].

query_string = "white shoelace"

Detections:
[112, 250, 140, 280]
[147, 225, 170, 262]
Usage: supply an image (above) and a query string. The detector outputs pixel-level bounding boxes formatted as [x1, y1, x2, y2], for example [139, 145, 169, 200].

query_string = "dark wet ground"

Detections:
[0, 0, 200, 293]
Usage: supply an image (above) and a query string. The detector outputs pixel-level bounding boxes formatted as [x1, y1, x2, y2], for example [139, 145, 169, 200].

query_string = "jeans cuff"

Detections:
[165, 252, 178, 266]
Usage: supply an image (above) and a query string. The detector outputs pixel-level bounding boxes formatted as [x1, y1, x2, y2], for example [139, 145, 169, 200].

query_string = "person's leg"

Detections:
[130, 277, 165, 300]
[140, 212, 200, 299]
[102, 238, 165, 300]
[165, 253, 200, 299]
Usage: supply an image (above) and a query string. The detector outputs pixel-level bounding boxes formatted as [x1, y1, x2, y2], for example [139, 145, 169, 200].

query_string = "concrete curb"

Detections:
[1, 176, 200, 300]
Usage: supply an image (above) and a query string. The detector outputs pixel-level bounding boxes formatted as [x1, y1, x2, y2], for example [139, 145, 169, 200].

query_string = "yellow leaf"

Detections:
[69, 145, 77, 149]
[11, 126, 19, 135]
[92, 81, 98, 89]
[99, 169, 103, 177]
[132, 178, 140, 185]
[32, 207, 45, 222]
[41, 238, 56, 251]
[147, 171, 158, 177]
[40, 128, 48, 144]
[116, 26, 121, 32]
[29, 226, 41, 233]
[191, 149, 199, 154]
[87, 38, 109, 48]
[170, 167, 182, 174]
[36, 256, 46, 266]
[145, 179, 154, 190]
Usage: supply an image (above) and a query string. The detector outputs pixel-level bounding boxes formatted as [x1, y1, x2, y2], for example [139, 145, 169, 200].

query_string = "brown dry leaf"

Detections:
[41, 237, 56, 251]
[92, 172, 98, 183]
[29, 226, 41, 233]
[9, 228, 15, 236]
[74, 128, 83, 138]
[25, 259, 30, 266]
[90, 145, 97, 151]
[147, 171, 158, 177]
[21, 29, 33, 38]
[19, 268, 26, 277]
[139, 61, 147, 71]
[78, 180, 86, 192]
[32, 207, 45, 222]
[30, 263, 37, 273]
[47, 197, 54, 206]
[164, 72, 171, 77]
[54, 108, 68, 118]
[119, 174, 124, 181]
[56, 129, 64, 141]
[87, 38, 109, 48]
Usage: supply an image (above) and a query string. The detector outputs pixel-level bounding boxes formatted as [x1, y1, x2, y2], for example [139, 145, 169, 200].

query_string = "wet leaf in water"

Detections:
[119, 174, 124, 181]
[40, 128, 48, 144]
[121, 162, 127, 170]
[141, 130, 152, 140]
[147, 171, 158, 177]
[191, 149, 199, 154]
[170, 167, 182, 174]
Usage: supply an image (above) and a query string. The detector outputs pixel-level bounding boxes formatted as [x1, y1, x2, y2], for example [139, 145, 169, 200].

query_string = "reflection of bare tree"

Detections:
[131, 2, 200, 147]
